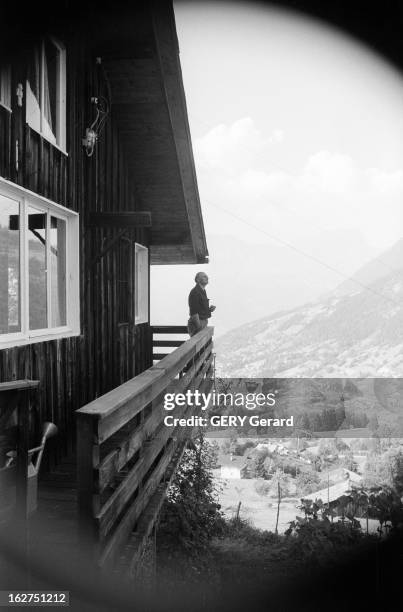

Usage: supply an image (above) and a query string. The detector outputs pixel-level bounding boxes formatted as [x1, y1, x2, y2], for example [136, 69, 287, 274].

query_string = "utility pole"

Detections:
[235, 501, 241, 523]
[327, 473, 330, 505]
[275, 482, 281, 535]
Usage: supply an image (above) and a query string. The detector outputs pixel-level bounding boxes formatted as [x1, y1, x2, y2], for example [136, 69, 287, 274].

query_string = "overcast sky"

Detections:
[151, 1, 403, 336]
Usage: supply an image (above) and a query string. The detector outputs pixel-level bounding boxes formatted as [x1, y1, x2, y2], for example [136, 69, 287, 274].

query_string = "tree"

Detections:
[341, 450, 358, 472]
[245, 452, 267, 479]
[311, 412, 323, 432]
[335, 405, 346, 429]
[295, 470, 320, 495]
[363, 447, 403, 490]
[222, 434, 238, 455]
[254, 479, 271, 497]
[159, 434, 224, 553]
[343, 380, 361, 398]
[270, 469, 291, 498]
[393, 453, 403, 496]
[301, 413, 311, 431]
[368, 414, 379, 433]
[322, 408, 338, 432]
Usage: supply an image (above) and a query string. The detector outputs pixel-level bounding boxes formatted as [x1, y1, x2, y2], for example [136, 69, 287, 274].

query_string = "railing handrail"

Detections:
[76, 326, 214, 567]
[77, 327, 213, 436]
[0, 379, 39, 392]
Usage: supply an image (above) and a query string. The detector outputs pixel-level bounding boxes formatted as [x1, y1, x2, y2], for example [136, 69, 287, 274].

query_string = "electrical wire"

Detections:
[191, 112, 402, 278]
[203, 196, 402, 308]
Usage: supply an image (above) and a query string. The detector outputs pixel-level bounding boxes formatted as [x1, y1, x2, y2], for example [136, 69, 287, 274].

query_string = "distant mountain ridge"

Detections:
[215, 239, 403, 377]
[335, 238, 403, 297]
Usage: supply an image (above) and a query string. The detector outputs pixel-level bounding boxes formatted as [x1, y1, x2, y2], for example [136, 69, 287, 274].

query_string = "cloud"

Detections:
[196, 118, 403, 249]
[271, 129, 284, 143]
[194, 117, 283, 173]
[298, 151, 355, 194]
[366, 168, 403, 195]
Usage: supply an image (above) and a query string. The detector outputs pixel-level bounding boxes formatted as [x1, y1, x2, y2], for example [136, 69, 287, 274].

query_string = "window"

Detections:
[135, 243, 148, 324]
[118, 238, 131, 324]
[26, 38, 66, 150]
[0, 64, 11, 110]
[0, 178, 79, 347]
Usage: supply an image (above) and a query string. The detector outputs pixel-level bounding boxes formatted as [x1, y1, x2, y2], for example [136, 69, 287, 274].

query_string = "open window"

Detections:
[134, 243, 148, 324]
[26, 38, 66, 150]
[0, 64, 11, 111]
[0, 179, 79, 347]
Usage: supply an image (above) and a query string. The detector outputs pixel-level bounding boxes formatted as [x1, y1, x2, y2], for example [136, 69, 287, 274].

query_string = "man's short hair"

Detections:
[195, 272, 205, 283]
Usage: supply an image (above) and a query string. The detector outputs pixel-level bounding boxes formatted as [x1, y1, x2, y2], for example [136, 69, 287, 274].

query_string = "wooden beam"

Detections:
[0, 380, 39, 392]
[99, 438, 177, 568]
[150, 244, 200, 265]
[88, 212, 151, 228]
[153, 340, 184, 347]
[151, 3, 209, 264]
[151, 326, 188, 334]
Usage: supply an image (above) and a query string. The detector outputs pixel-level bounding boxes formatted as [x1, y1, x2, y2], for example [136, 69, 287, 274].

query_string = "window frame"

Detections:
[0, 177, 79, 348]
[117, 236, 132, 325]
[25, 37, 67, 152]
[134, 243, 149, 325]
[0, 64, 12, 112]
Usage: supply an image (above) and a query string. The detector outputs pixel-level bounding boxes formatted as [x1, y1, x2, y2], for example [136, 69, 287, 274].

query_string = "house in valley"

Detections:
[220, 455, 247, 480]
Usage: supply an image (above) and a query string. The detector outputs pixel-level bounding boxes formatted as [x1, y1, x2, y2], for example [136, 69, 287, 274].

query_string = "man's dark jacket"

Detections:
[188, 284, 211, 319]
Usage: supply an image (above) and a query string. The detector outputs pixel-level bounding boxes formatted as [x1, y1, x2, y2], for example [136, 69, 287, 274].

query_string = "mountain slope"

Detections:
[335, 238, 403, 297]
[215, 246, 403, 377]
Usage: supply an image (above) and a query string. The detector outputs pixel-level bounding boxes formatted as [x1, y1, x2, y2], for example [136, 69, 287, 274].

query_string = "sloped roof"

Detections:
[304, 479, 359, 504]
[96, 2, 208, 264]
[324, 468, 362, 484]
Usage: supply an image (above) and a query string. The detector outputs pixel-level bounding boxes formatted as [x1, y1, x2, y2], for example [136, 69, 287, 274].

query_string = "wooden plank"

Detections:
[99, 438, 177, 567]
[99, 402, 164, 493]
[151, 327, 213, 377]
[152, 2, 208, 263]
[127, 439, 188, 576]
[97, 352, 206, 491]
[149, 244, 199, 265]
[124, 375, 213, 575]
[97, 350, 212, 540]
[0, 380, 39, 392]
[76, 414, 99, 553]
[153, 340, 184, 347]
[97, 413, 180, 540]
[81, 369, 165, 444]
[152, 353, 169, 360]
[151, 326, 188, 334]
[77, 367, 163, 419]
[192, 350, 213, 389]
[77, 328, 213, 442]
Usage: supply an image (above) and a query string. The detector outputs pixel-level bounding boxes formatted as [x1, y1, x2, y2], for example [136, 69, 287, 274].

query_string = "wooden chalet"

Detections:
[0, 0, 213, 580]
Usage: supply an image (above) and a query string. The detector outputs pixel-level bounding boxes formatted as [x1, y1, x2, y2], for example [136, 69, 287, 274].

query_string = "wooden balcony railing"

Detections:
[76, 326, 214, 572]
[151, 325, 188, 362]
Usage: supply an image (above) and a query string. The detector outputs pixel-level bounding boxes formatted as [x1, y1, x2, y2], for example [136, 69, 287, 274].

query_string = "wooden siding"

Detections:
[0, 107, 11, 179]
[0, 31, 153, 466]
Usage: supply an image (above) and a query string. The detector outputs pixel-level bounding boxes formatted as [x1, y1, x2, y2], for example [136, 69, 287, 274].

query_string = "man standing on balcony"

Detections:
[188, 272, 216, 336]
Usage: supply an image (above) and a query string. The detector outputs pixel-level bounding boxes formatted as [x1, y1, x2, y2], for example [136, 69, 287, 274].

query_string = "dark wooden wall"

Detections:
[0, 30, 153, 465]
